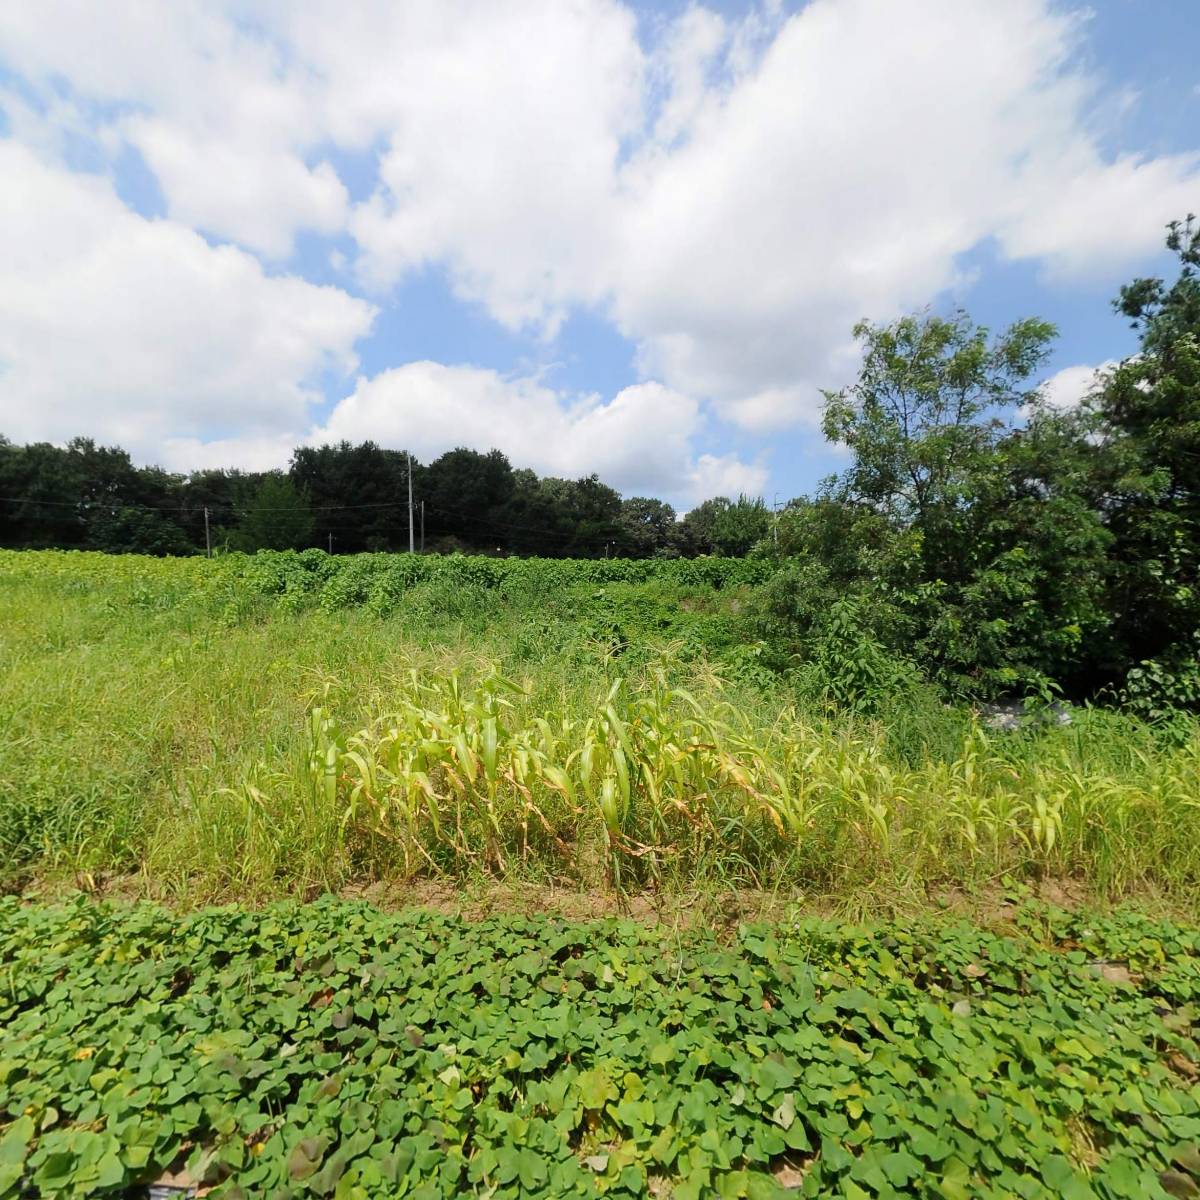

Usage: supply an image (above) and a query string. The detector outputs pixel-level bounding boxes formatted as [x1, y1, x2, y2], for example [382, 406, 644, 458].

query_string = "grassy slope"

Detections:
[1, 551, 1199, 910]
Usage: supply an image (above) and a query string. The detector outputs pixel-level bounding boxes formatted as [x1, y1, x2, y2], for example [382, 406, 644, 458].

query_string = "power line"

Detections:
[1, 490, 648, 552]
[0, 494, 414, 514]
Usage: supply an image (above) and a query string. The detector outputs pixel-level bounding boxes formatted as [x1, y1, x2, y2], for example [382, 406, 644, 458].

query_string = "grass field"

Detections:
[4, 549, 1200, 1198]
[2, 549, 1200, 909]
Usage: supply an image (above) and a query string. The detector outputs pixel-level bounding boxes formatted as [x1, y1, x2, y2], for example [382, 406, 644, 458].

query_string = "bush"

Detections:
[794, 596, 924, 715]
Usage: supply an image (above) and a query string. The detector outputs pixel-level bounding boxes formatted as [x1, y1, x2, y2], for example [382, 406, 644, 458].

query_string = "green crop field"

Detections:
[3, 549, 1200, 1198]
[3, 898, 1200, 1199]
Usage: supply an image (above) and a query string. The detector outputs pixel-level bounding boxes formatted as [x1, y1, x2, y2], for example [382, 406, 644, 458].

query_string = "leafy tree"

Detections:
[66, 437, 142, 507]
[290, 441, 411, 552]
[785, 309, 1114, 698]
[423, 448, 513, 547]
[179, 468, 264, 550]
[822, 311, 1056, 575]
[528, 475, 623, 557]
[0, 440, 85, 547]
[618, 497, 677, 557]
[87, 507, 193, 555]
[0, 437, 185, 549]
[1087, 215, 1200, 691]
[495, 468, 561, 556]
[712, 495, 770, 556]
[233, 474, 314, 551]
[925, 411, 1113, 698]
[676, 497, 729, 556]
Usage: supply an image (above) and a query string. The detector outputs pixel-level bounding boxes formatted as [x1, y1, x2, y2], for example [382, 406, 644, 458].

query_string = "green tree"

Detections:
[790, 309, 1113, 698]
[290, 442, 411, 552]
[180, 468, 264, 550]
[424, 448, 513, 548]
[0, 439, 85, 547]
[87, 507, 193, 555]
[233, 474, 314, 551]
[822, 311, 1056, 572]
[675, 497, 729, 556]
[618, 496, 677, 557]
[1085, 214, 1200, 704]
[712, 495, 770, 556]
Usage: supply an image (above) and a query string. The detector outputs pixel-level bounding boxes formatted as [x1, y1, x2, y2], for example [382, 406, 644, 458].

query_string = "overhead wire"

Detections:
[1, 491, 640, 547]
[0, 494, 635, 554]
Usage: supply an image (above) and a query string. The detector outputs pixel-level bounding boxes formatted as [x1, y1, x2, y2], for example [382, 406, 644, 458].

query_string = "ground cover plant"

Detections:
[2, 896, 1200, 1198]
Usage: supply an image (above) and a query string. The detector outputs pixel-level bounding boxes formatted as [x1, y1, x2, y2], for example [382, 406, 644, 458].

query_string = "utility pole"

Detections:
[407, 452, 415, 554]
[772, 492, 780, 548]
[203, 506, 211, 558]
[328, 531, 333, 555]
[420, 501, 425, 553]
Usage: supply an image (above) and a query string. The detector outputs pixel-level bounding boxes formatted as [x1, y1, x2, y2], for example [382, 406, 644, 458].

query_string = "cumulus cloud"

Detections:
[609, 0, 1199, 425]
[309, 364, 756, 507]
[0, 142, 375, 459]
[685, 454, 769, 502]
[126, 120, 349, 260]
[2, 0, 1198, 495]
[1036, 361, 1118, 411]
[342, 1, 642, 332]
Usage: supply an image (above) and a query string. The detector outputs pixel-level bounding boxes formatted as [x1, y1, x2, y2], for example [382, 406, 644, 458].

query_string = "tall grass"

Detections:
[3, 552, 1199, 908]
[230, 668, 1200, 901]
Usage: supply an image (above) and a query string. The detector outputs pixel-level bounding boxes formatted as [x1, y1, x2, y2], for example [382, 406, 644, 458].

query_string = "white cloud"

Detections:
[702, 384, 822, 434]
[996, 151, 1200, 278]
[125, 120, 349, 260]
[649, 5, 730, 147]
[309, 363, 753, 506]
[686, 453, 769, 502]
[282, 0, 1200, 429]
[157, 433, 301, 475]
[342, 0, 643, 332]
[0, 2, 352, 257]
[608, 0, 1199, 426]
[0, 142, 375, 459]
[1036, 360, 1118, 411]
[2, 0, 1198, 491]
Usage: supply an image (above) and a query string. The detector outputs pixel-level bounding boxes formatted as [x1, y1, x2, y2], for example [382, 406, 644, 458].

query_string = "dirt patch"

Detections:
[339, 878, 810, 929]
[9, 870, 1197, 930]
[13, 871, 822, 929]
[1037, 876, 1090, 910]
[925, 875, 1192, 927]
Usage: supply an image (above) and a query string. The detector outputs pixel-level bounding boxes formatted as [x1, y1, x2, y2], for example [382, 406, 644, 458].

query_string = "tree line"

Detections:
[0, 440, 771, 559]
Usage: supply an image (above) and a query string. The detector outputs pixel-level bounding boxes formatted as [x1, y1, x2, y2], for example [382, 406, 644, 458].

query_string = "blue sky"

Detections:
[1, 0, 1198, 509]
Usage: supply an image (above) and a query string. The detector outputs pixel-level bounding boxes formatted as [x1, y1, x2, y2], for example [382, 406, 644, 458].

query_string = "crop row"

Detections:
[292, 668, 1200, 894]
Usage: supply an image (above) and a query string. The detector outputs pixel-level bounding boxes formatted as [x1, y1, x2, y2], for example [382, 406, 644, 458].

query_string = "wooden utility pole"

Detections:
[203, 506, 211, 558]
[407, 452, 415, 553]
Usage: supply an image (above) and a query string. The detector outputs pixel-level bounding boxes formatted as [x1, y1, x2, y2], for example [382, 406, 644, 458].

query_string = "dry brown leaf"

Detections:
[1167, 1050, 1199, 1080]
[774, 1162, 810, 1189]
